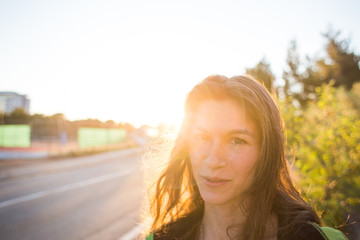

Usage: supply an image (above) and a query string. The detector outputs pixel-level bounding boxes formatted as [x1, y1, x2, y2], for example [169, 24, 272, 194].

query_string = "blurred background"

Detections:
[0, 0, 359, 239]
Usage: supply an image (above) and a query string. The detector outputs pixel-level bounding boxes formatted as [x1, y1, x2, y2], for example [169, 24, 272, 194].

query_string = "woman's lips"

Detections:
[201, 176, 230, 187]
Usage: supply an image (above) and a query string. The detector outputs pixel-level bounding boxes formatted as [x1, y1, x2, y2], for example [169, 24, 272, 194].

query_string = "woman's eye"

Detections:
[231, 138, 246, 145]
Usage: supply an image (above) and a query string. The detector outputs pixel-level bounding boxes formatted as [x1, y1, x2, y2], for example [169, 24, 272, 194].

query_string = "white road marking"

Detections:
[119, 224, 144, 240]
[0, 168, 136, 209]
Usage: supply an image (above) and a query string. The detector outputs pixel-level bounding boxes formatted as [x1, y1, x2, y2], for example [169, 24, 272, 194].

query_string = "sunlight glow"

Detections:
[1, 1, 359, 127]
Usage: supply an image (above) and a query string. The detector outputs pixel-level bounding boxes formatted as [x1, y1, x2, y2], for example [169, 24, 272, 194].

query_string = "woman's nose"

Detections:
[204, 140, 227, 169]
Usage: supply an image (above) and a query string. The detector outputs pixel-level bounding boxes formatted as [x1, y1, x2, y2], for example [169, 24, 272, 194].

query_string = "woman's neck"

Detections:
[200, 202, 278, 240]
[201, 202, 247, 240]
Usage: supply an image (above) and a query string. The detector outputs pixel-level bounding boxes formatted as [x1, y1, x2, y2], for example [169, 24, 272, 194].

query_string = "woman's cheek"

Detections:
[189, 142, 208, 161]
[189, 149, 201, 168]
[230, 147, 259, 173]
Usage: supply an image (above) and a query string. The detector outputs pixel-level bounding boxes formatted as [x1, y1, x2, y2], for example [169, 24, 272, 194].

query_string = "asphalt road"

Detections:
[0, 148, 145, 240]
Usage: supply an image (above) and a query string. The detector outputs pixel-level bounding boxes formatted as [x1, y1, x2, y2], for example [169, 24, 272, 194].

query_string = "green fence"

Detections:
[0, 125, 31, 147]
[77, 128, 126, 148]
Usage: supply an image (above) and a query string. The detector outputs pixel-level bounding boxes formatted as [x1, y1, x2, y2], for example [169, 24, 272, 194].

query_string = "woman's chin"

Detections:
[200, 192, 232, 206]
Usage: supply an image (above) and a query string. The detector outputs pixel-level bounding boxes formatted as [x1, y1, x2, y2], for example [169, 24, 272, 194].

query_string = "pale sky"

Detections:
[1, 0, 359, 127]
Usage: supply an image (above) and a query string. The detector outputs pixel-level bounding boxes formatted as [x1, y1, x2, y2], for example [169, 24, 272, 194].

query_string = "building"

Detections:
[0, 92, 30, 114]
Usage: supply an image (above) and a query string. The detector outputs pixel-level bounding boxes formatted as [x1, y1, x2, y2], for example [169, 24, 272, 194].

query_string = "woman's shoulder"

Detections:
[311, 223, 348, 240]
[279, 222, 347, 240]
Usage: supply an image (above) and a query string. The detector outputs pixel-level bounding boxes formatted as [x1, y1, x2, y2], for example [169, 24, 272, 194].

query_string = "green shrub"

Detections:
[281, 83, 360, 226]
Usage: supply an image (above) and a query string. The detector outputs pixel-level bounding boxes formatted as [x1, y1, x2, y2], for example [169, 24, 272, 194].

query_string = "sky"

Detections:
[1, 0, 359, 127]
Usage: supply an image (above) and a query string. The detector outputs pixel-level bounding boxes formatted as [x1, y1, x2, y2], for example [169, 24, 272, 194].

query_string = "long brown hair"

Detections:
[147, 75, 320, 239]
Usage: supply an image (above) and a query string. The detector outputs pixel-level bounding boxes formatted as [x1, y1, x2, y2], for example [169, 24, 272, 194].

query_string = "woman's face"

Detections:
[189, 99, 260, 207]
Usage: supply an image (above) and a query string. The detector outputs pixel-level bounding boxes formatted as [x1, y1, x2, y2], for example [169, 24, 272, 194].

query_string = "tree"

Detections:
[50, 113, 66, 120]
[105, 120, 117, 128]
[282, 40, 323, 106]
[317, 30, 360, 89]
[246, 58, 275, 92]
[5, 108, 30, 124]
[119, 122, 135, 132]
[283, 40, 301, 99]
[282, 30, 360, 107]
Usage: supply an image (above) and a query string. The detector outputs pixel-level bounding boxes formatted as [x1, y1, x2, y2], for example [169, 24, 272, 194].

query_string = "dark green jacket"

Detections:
[146, 209, 347, 240]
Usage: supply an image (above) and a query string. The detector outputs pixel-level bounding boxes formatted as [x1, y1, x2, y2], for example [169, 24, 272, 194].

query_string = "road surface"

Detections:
[0, 148, 145, 240]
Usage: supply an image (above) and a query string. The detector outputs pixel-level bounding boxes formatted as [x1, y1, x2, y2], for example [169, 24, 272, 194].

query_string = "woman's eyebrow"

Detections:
[227, 129, 256, 138]
[192, 127, 208, 133]
[193, 127, 256, 138]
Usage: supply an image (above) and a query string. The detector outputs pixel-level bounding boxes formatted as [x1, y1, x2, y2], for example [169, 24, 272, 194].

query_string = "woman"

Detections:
[144, 75, 347, 240]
